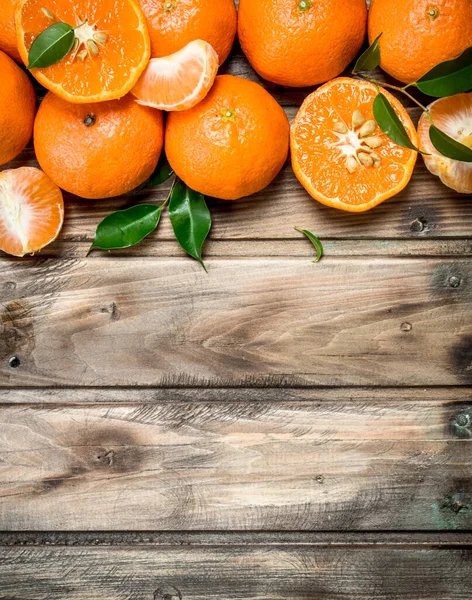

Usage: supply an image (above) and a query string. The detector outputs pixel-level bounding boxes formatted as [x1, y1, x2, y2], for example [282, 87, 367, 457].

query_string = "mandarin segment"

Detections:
[290, 78, 418, 212]
[165, 74, 290, 200]
[418, 93, 472, 194]
[34, 93, 164, 199]
[0, 167, 64, 257]
[0, 50, 36, 166]
[137, 0, 237, 65]
[238, 0, 367, 87]
[16, 0, 151, 103]
[131, 39, 218, 111]
[369, 0, 472, 83]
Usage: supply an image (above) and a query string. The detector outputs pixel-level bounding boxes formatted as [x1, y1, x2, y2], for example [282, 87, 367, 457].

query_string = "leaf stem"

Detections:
[159, 177, 176, 210]
[363, 77, 429, 112]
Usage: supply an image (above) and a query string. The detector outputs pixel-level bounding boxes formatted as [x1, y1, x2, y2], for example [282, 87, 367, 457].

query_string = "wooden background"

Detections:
[1, 21, 472, 600]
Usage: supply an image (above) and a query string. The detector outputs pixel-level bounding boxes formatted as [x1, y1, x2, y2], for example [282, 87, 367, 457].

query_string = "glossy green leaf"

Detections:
[169, 178, 211, 271]
[28, 22, 75, 69]
[416, 47, 472, 97]
[352, 33, 382, 74]
[429, 125, 472, 162]
[295, 227, 323, 263]
[145, 154, 174, 188]
[88, 204, 161, 254]
[373, 93, 423, 153]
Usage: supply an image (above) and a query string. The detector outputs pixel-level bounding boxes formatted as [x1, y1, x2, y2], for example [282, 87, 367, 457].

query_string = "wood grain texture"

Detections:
[1, 258, 470, 387]
[1, 391, 471, 530]
[1, 546, 472, 599]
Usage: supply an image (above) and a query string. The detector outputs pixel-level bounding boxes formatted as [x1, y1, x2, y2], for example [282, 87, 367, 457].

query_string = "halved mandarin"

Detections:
[132, 40, 218, 112]
[418, 93, 472, 194]
[291, 78, 418, 212]
[15, 0, 150, 103]
[0, 167, 64, 257]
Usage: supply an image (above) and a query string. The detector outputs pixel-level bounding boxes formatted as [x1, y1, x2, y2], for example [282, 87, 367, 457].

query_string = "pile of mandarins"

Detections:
[0, 0, 471, 256]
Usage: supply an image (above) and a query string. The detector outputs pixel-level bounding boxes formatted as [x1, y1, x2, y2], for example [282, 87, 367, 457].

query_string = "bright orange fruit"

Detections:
[418, 93, 472, 194]
[137, 0, 237, 65]
[166, 74, 289, 200]
[291, 78, 418, 212]
[132, 39, 218, 111]
[238, 0, 367, 87]
[0, 167, 64, 257]
[34, 93, 164, 199]
[16, 0, 151, 103]
[0, 0, 21, 62]
[0, 50, 36, 166]
[368, 0, 472, 84]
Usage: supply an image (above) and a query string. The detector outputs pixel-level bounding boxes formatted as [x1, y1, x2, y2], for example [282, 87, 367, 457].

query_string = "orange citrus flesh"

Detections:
[0, 167, 64, 257]
[291, 78, 418, 212]
[132, 39, 218, 111]
[418, 93, 472, 194]
[16, 0, 150, 103]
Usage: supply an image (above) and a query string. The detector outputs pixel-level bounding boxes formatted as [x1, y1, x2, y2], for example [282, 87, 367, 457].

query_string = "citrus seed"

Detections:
[352, 110, 366, 128]
[93, 32, 108, 44]
[359, 120, 376, 138]
[76, 49, 88, 62]
[364, 136, 383, 149]
[87, 40, 100, 57]
[333, 122, 348, 134]
[41, 7, 56, 20]
[71, 38, 79, 53]
[370, 151, 381, 166]
[358, 152, 374, 167]
[345, 156, 358, 173]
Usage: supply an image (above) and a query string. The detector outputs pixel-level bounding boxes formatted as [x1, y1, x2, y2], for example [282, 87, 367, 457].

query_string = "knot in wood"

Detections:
[450, 410, 472, 438]
[154, 584, 182, 600]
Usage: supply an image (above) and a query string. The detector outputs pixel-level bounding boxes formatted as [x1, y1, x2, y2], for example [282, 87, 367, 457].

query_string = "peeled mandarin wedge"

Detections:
[291, 78, 418, 213]
[132, 39, 218, 112]
[418, 93, 472, 194]
[0, 167, 64, 257]
[15, 0, 150, 103]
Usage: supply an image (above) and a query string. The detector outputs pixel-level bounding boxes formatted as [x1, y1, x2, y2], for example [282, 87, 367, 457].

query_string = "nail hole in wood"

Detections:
[8, 356, 20, 368]
[410, 217, 427, 233]
[448, 276, 462, 288]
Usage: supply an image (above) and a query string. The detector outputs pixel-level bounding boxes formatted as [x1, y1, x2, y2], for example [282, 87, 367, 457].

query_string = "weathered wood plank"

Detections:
[28, 239, 472, 260]
[0, 386, 470, 405]
[1, 258, 470, 387]
[1, 546, 471, 599]
[0, 393, 471, 530]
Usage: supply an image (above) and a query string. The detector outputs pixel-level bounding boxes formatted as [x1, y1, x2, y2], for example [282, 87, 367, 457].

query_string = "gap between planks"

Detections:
[0, 531, 471, 548]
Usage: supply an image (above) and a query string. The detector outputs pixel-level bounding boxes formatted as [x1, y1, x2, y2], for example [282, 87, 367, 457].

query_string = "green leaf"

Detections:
[28, 22, 75, 69]
[352, 33, 382, 74]
[169, 178, 211, 271]
[429, 125, 472, 162]
[145, 154, 174, 188]
[416, 47, 472, 97]
[88, 204, 161, 254]
[373, 93, 423, 153]
[294, 227, 323, 263]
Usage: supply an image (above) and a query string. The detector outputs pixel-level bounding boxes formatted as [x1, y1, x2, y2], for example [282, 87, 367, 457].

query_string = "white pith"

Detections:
[0, 180, 32, 255]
